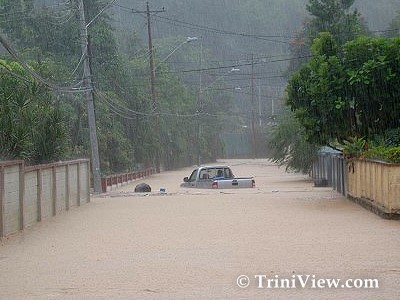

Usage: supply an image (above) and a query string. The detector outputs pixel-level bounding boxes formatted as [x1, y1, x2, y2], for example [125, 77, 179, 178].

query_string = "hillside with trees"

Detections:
[268, 0, 400, 171]
[1, 0, 399, 177]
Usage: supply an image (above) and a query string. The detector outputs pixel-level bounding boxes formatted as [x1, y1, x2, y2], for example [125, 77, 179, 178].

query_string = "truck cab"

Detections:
[181, 165, 254, 189]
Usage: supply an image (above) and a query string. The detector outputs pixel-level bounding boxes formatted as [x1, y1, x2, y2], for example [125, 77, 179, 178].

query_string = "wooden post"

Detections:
[65, 164, 70, 210]
[52, 166, 57, 216]
[19, 162, 25, 230]
[86, 161, 90, 203]
[77, 162, 81, 206]
[0, 166, 4, 237]
[37, 169, 42, 222]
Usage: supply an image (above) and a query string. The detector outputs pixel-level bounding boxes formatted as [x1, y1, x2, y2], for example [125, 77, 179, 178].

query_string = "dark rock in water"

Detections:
[134, 183, 151, 192]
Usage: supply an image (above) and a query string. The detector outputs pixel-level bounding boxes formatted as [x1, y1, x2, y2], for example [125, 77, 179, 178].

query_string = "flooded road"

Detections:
[1, 159, 399, 299]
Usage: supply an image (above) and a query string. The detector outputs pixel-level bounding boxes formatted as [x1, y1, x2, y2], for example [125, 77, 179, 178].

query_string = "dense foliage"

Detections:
[287, 0, 367, 73]
[1, 0, 399, 171]
[267, 109, 319, 173]
[385, 10, 400, 38]
[287, 34, 400, 146]
[342, 136, 400, 163]
[269, 0, 400, 169]
[0, 0, 227, 172]
[269, 0, 367, 170]
[0, 59, 67, 163]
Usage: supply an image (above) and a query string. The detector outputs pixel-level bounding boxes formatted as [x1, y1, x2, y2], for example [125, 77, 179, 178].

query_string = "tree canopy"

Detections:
[287, 33, 400, 145]
[270, 0, 400, 171]
[0, 59, 67, 163]
[0, 0, 229, 172]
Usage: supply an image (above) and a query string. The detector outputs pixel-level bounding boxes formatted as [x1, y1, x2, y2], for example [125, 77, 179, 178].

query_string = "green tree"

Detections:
[267, 108, 319, 173]
[287, 32, 353, 145]
[305, 0, 365, 44]
[288, 0, 366, 73]
[276, 0, 368, 172]
[344, 36, 400, 139]
[385, 10, 400, 38]
[0, 59, 67, 163]
[287, 35, 400, 145]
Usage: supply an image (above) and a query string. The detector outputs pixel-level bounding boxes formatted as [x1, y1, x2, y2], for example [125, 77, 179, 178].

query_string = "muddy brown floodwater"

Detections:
[0, 159, 399, 299]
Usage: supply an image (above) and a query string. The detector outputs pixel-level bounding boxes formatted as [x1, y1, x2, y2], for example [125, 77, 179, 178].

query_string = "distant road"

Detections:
[1, 159, 399, 299]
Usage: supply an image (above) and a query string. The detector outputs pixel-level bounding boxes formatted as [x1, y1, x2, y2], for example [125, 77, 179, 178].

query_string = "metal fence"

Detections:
[312, 148, 347, 196]
[100, 168, 156, 193]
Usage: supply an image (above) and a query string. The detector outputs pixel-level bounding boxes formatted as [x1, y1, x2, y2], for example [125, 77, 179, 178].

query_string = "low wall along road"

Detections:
[0, 159, 399, 299]
[0, 159, 90, 237]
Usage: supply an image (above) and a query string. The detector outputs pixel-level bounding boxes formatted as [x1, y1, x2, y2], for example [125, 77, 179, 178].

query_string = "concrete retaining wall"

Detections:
[347, 159, 400, 219]
[0, 159, 90, 237]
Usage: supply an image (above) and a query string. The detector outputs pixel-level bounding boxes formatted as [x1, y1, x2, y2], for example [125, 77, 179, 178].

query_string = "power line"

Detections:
[0, 60, 33, 85]
[113, 3, 400, 47]
[165, 55, 313, 74]
[0, 33, 91, 93]
[96, 90, 154, 117]
[96, 92, 152, 120]
[97, 86, 257, 122]
[86, 0, 117, 28]
[43, 9, 76, 26]
[160, 53, 293, 66]
[110, 3, 295, 45]
[96, 89, 207, 120]
[152, 15, 292, 45]
[0, 0, 73, 18]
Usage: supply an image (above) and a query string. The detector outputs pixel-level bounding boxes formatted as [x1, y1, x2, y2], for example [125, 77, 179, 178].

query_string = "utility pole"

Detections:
[78, 0, 102, 193]
[258, 80, 262, 127]
[146, 2, 164, 173]
[197, 41, 203, 165]
[250, 54, 256, 159]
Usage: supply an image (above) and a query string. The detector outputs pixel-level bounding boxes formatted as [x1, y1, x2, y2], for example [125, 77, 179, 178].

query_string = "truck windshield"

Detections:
[188, 169, 198, 182]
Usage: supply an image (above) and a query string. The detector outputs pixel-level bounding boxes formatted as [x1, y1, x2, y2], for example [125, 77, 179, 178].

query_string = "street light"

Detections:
[196, 67, 240, 164]
[201, 67, 240, 92]
[149, 36, 197, 172]
[154, 36, 198, 71]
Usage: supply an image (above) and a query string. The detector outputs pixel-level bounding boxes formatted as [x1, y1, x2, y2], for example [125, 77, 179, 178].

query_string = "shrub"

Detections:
[365, 146, 400, 163]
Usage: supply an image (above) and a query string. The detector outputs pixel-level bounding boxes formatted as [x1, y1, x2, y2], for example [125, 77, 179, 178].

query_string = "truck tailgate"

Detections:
[212, 178, 255, 189]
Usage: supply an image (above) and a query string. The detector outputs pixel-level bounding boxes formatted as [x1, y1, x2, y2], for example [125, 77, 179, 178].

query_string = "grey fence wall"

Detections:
[0, 159, 90, 237]
[312, 152, 347, 196]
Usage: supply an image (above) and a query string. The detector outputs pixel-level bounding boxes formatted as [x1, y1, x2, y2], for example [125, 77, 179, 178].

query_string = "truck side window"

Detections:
[200, 169, 212, 179]
[225, 168, 233, 178]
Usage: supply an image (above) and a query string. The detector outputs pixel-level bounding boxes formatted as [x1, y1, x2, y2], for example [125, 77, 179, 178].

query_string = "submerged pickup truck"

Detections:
[180, 165, 255, 189]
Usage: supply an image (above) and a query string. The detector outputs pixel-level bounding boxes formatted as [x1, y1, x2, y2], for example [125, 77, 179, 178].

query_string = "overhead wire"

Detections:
[96, 91, 151, 120]
[0, 1, 285, 128]
[151, 15, 292, 44]
[86, 0, 118, 28]
[0, 60, 33, 85]
[112, 2, 293, 45]
[163, 55, 313, 74]
[0, 33, 91, 93]
[96, 89, 206, 120]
